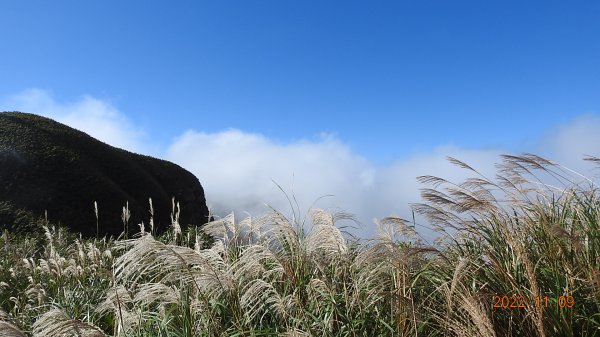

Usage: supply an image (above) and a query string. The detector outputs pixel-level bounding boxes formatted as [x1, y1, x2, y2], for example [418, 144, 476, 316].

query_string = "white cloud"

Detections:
[166, 129, 506, 239]
[537, 113, 600, 176]
[1, 88, 152, 154]
[3, 89, 600, 239]
[165, 116, 600, 239]
[166, 130, 378, 232]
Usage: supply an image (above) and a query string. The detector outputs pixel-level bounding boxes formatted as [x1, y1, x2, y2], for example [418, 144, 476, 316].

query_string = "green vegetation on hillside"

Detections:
[0, 154, 599, 336]
[0, 112, 210, 237]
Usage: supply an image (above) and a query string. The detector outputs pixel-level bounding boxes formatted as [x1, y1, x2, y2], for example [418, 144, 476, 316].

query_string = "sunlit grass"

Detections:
[1, 154, 599, 336]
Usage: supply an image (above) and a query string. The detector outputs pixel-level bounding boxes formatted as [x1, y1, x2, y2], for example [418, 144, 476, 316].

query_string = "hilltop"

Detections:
[0, 111, 210, 237]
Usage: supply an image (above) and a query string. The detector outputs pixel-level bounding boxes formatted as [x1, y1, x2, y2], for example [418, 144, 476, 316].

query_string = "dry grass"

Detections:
[1, 153, 600, 336]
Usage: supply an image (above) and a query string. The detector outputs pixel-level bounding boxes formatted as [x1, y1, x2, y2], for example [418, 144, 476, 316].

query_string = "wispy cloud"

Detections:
[1, 89, 153, 154]
[2, 89, 599, 238]
[537, 113, 600, 175]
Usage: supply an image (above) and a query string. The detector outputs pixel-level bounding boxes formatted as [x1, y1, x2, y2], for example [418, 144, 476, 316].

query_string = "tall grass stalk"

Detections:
[0, 154, 599, 336]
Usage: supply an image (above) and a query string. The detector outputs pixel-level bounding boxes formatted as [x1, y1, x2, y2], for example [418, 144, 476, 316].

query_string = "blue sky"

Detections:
[2, 1, 600, 238]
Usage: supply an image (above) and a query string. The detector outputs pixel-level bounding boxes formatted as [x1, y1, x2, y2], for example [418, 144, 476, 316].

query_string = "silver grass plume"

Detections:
[32, 308, 106, 337]
[0, 321, 27, 337]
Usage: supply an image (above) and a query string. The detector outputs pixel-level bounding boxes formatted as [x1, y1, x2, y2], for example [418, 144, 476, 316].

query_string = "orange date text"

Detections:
[492, 295, 574, 309]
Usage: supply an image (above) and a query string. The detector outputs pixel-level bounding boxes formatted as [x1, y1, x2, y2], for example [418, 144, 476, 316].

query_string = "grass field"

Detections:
[1, 154, 599, 336]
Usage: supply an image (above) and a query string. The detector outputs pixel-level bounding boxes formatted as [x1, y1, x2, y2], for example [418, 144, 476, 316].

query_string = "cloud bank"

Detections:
[165, 131, 506, 237]
[2, 89, 599, 239]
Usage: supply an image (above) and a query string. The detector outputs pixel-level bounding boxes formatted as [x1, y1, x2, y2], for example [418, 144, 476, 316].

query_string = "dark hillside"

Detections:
[0, 111, 210, 237]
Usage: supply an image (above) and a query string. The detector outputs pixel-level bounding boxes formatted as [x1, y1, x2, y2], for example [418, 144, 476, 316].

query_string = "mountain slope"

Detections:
[0, 111, 210, 237]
